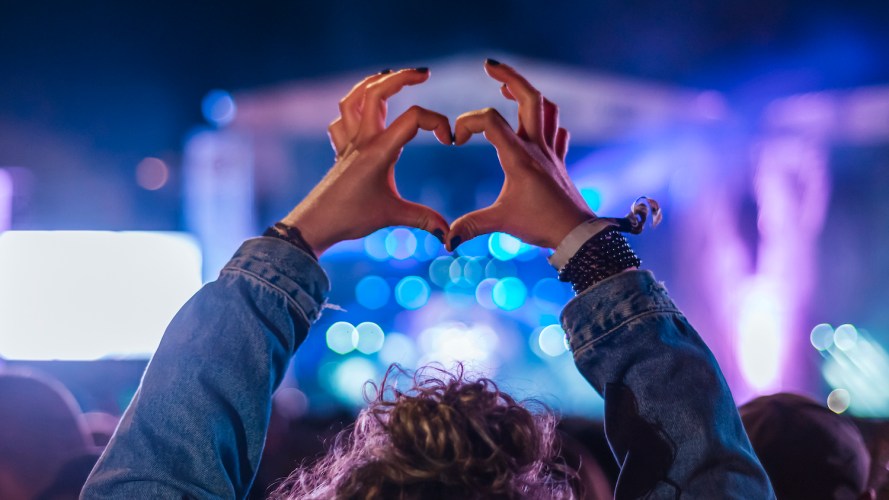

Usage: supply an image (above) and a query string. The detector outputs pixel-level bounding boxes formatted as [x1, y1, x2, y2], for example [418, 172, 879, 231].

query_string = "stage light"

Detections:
[355, 322, 385, 355]
[325, 321, 357, 355]
[385, 228, 417, 260]
[417, 322, 498, 370]
[736, 285, 783, 392]
[201, 89, 237, 127]
[537, 324, 569, 358]
[0, 231, 201, 360]
[395, 276, 430, 309]
[492, 277, 527, 311]
[810, 323, 834, 351]
[364, 229, 390, 261]
[355, 275, 390, 310]
[428, 256, 454, 287]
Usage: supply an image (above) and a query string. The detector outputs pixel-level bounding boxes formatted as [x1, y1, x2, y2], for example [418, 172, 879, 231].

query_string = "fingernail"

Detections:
[432, 229, 445, 243]
[415, 67, 429, 73]
[380, 68, 392, 74]
[486, 58, 501, 66]
[449, 235, 462, 251]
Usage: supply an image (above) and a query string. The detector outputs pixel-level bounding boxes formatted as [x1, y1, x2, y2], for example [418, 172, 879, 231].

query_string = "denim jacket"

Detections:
[82, 237, 774, 499]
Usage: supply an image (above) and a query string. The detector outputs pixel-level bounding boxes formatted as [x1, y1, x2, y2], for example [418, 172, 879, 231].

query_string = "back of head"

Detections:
[740, 393, 871, 500]
[273, 364, 575, 499]
[0, 370, 91, 499]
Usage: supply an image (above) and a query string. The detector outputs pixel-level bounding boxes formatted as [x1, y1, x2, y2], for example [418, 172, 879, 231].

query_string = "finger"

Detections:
[453, 108, 521, 156]
[358, 68, 430, 141]
[392, 200, 450, 242]
[338, 70, 391, 137]
[500, 84, 515, 101]
[543, 98, 559, 148]
[555, 127, 570, 162]
[484, 59, 544, 145]
[447, 205, 502, 251]
[379, 105, 452, 151]
[327, 118, 349, 155]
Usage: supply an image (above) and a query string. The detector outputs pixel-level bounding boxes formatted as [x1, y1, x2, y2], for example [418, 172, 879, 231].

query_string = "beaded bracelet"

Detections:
[557, 228, 640, 294]
[262, 222, 318, 261]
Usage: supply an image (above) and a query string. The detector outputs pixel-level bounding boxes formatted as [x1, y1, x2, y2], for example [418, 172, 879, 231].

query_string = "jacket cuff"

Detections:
[560, 270, 679, 354]
[222, 237, 331, 323]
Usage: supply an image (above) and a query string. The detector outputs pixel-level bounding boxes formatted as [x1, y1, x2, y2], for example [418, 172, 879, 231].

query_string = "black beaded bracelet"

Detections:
[557, 228, 640, 294]
[262, 222, 318, 261]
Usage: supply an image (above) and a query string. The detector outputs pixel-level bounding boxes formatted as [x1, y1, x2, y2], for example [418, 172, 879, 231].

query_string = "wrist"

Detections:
[281, 208, 333, 257]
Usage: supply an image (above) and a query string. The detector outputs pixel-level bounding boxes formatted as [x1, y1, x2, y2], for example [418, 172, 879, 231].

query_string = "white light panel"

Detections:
[0, 231, 202, 360]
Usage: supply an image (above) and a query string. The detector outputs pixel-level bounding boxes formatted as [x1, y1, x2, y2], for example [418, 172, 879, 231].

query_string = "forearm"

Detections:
[82, 238, 329, 499]
[563, 270, 774, 498]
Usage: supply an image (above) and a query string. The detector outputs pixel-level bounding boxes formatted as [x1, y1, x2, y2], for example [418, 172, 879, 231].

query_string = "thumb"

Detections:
[392, 199, 450, 244]
[447, 205, 502, 252]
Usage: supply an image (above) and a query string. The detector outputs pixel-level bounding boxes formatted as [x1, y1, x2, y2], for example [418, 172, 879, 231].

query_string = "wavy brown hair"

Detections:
[271, 364, 576, 499]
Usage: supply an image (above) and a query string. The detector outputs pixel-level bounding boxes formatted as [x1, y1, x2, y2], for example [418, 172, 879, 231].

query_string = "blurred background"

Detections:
[1, 0, 889, 492]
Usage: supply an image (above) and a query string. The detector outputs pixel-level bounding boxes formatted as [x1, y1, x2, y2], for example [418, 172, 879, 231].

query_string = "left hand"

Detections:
[281, 68, 453, 256]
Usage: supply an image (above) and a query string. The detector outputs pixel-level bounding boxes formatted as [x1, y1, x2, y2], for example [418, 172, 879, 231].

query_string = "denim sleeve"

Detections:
[81, 237, 330, 499]
[561, 270, 775, 499]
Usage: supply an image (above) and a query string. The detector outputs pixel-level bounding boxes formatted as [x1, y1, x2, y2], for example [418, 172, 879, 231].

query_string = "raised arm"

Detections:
[450, 59, 774, 498]
[82, 68, 453, 499]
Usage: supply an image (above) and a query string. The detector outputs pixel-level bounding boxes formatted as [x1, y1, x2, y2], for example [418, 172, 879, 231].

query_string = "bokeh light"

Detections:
[484, 259, 516, 279]
[328, 357, 376, 406]
[475, 278, 499, 310]
[201, 89, 237, 126]
[488, 232, 523, 261]
[135, 157, 169, 191]
[537, 324, 569, 357]
[355, 322, 385, 354]
[418, 322, 499, 370]
[385, 228, 418, 260]
[449, 256, 484, 288]
[355, 275, 390, 310]
[325, 321, 357, 355]
[532, 278, 573, 312]
[492, 277, 527, 311]
[413, 230, 442, 261]
[395, 276, 430, 309]
[834, 324, 858, 351]
[428, 256, 454, 287]
[455, 235, 489, 258]
[378, 332, 418, 368]
[827, 388, 851, 414]
[810, 323, 834, 351]
[364, 229, 390, 261]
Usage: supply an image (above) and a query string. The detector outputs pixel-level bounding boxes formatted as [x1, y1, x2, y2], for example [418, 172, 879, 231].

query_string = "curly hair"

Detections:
[271, 364, 576, 499]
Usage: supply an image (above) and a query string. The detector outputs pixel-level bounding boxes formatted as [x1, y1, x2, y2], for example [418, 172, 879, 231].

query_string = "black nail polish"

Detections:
[432, 229, 445, 243]
[380, 68, 392, 74]
[486, 58, 501, 66]
[415, 67, 429, 73]
[449, 235, 462, 251]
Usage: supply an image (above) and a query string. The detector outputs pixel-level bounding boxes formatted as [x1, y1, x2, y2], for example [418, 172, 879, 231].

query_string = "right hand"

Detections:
[447, 59, 594, 251]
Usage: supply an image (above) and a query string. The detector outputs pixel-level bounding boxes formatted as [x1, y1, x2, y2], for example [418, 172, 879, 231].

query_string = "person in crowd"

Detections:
[82, 60, 773, 498]
[0, 370, 95, 499]
[740, 393, 876, 500]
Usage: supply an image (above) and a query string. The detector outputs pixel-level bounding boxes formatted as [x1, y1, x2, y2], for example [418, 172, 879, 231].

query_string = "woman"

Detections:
[82, 61, 773, 499]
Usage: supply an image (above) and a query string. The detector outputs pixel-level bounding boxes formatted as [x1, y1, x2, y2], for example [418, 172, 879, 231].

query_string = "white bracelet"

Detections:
[547, 218, 617, 272]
